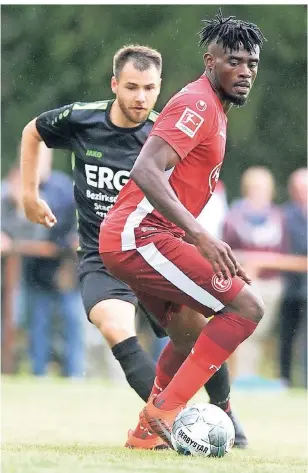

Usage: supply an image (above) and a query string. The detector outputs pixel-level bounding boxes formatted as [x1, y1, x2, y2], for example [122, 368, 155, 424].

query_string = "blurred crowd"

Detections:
[1, 144, 307, 389]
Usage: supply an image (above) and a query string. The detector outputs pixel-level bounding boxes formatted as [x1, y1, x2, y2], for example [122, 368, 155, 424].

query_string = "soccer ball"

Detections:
[171, 403, 235, 457]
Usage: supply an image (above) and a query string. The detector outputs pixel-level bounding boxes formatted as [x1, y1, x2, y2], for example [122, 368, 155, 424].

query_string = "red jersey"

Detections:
[100, 74, 227, 253]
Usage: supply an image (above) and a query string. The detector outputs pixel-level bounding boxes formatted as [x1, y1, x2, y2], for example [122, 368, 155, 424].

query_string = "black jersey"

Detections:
[36, 100, 158, 252]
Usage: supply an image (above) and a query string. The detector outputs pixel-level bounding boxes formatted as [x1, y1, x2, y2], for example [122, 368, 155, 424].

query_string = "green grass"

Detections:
[1, 376, 307, 473]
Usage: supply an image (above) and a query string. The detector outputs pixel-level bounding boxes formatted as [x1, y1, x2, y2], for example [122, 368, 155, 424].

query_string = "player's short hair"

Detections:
[199, 8, 266, 53]
[113, 44, 162, 79]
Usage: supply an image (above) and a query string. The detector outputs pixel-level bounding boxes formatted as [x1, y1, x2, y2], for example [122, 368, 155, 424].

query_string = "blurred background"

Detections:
[1, 5, 307, 389]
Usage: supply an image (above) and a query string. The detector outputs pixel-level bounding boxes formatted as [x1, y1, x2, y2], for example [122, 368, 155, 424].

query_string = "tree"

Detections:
[2, 5, 306, 200]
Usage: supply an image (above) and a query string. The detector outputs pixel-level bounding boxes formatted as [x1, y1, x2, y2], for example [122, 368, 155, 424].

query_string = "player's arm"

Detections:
[131, 135, 202, 235]
[21, 119, 56, 228]
[21, 105, 73, 228]
[131, 137, 240, 281]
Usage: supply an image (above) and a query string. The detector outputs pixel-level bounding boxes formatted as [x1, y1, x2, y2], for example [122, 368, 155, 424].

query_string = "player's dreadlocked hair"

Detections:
[199, 9, 266, 53]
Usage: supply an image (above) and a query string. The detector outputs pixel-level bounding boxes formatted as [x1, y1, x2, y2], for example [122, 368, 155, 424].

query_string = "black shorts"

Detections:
[77, 251, 138, 318]
[77, 251, 168, 338]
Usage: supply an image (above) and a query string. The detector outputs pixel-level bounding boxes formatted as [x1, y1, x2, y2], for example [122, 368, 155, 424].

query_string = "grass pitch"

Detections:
[1, 376, 307, 473]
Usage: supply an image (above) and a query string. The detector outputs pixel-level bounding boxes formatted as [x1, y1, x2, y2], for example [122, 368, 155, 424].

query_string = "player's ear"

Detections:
[111, 76, 118, 94]
[203, 52, 214, 71]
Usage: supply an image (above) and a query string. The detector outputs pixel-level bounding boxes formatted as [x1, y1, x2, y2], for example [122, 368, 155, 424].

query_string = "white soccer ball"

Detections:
[171, 403, 235, 457]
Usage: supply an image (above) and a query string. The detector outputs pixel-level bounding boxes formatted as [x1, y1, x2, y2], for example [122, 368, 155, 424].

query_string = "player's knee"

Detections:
[229, 286, 265, 325]
[91, 315, 136, 347]
[245, 292, 265, 324]
[89, 300, 136, 347]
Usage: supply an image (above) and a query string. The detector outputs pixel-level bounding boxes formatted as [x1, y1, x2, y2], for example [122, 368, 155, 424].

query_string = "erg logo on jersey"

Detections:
[85, 164, 129, 191]
[175, 107, 204, 138]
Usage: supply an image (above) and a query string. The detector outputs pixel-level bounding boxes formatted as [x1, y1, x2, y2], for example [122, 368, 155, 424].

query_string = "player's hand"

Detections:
[23, 196, 57, 228]
[194, 231, 238, 280]
[236, 262, 252, 285]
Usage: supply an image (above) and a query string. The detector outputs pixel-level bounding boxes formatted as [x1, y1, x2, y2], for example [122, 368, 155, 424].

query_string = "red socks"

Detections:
[133, 341, 185, 438]
[150, 341, 186, 397]
[154, 313, 257, 410]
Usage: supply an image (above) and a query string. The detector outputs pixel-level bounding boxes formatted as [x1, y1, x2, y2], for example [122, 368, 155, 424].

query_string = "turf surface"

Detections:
[2, 376, 307, 473]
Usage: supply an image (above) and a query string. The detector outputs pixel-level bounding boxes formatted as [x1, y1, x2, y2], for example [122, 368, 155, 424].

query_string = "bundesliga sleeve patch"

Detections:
[175, 107, 204, 138]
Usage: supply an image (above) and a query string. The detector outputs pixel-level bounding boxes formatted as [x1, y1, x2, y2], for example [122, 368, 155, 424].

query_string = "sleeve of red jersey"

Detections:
[151, 92, 216, 159]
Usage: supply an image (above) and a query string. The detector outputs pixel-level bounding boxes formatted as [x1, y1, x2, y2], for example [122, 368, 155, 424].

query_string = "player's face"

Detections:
[206, 43, 260, 106]
[112, 62, 161, 124]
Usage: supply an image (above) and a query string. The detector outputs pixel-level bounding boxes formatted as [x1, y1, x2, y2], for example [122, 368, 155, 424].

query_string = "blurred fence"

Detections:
[1, 241, 63, 373]
[1, 241, 307, 376]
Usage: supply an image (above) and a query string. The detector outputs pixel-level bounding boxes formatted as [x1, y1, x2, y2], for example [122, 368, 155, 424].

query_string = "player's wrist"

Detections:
[22, 189, 39, 204]
[188, 226, 210, 246]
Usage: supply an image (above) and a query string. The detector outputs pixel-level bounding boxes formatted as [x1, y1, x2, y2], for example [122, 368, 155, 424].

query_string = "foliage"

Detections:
[2, 5, 307, 200]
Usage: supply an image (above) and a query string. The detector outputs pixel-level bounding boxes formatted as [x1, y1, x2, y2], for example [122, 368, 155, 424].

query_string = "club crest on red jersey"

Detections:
[211, 275, 232, 292]
[209, 162, 223, 195]
[175, 107, 204, 138]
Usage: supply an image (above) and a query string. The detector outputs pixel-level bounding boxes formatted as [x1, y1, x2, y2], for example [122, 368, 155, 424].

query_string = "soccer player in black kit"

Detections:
[21, 44, 247, 449]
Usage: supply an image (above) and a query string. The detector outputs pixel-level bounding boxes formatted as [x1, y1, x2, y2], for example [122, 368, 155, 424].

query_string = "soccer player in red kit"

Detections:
[100, 11, 266, 448]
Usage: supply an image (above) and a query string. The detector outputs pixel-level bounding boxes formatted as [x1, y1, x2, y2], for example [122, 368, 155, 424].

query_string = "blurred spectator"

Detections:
[1, 165, 37, 243]
[1, 163, 38, 345]
[24, 143, 85, 377]
[223, 167, 286, 387]
[279, 168, 307, 387]
[1, 143, 85, 377]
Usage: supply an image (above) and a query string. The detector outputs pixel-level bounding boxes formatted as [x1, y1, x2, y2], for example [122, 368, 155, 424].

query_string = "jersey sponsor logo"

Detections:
[94, 202, 113, 213]
[86, 190, 116, 203]
[209, 162, 222, 195]
[85, 164, 129, 191]
[211, 275, 232, 292]
[86, 149, 103, 158]
[196, 100, 207, 112]
[175, 107, 204, 138]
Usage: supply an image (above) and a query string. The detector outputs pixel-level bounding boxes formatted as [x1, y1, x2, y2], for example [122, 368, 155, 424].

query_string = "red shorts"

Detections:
[101, 233, 245, 328]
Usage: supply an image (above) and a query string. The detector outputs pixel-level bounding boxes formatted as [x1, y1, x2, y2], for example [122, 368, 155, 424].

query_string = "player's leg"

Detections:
[279, 296, 302, 385]
[165, 307, 231, 404]
[169, 307, 232, 409]
[142, 286, 263, 447]
[202, 362, 248, 447]
[89, 297, 168, 449]
[78, 253, 156, 402]
[101, 235, 264, 447]
[29, 288, 53, 376]
[60, 289, 85, 377]
[89, 298, 156, 401]
[124, 292, 181, 448]
[145, 284, 263, 446]
[167, 305, 248, 448]
[134, 303, 247, 447]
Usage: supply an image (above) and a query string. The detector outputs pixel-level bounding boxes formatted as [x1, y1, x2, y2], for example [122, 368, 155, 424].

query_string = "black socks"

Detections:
[112, 336, 232, 409]
[112, 336, 155, 402]
[204, 361, 231, 411]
